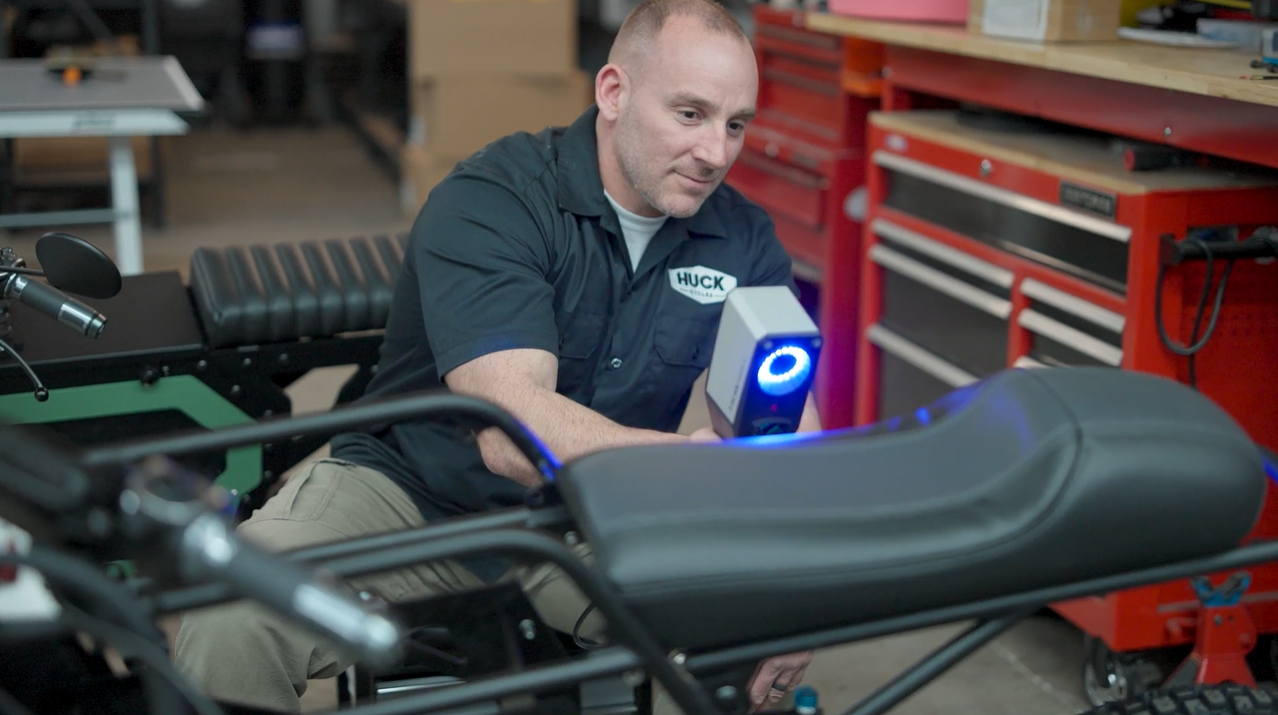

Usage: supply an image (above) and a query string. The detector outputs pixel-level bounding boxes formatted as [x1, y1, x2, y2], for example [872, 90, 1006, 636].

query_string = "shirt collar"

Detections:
[556, 105, 728, 240]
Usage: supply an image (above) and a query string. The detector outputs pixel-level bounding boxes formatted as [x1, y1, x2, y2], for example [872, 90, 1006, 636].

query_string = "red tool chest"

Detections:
[726, 5, 882, 428]
[856, 108, 1278, 661]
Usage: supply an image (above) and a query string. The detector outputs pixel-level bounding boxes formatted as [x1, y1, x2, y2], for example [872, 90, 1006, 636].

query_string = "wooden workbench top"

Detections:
[870, 110, 1278, 194]
[804, 13, 1278, 108]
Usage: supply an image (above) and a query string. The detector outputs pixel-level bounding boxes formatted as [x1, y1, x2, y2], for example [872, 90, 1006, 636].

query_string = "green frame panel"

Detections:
[0, 375, 263, 499]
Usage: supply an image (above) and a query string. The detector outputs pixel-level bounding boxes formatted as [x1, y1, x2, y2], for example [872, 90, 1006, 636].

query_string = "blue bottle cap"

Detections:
[794, 686, 818, 714]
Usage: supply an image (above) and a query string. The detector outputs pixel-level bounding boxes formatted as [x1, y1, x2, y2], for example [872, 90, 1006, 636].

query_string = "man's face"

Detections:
[613, 19, 758, 218]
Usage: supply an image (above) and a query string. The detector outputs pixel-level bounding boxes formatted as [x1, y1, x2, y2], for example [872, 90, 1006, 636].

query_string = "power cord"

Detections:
[1154, 234, 1236, 389]
[572, 604, 606, 650]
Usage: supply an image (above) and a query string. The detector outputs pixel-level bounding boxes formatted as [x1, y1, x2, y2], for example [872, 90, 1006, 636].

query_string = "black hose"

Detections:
[0, 548, 185, 715]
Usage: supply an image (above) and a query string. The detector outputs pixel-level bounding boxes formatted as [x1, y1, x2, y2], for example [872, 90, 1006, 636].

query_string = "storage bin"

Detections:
[827, 0, 969, 24]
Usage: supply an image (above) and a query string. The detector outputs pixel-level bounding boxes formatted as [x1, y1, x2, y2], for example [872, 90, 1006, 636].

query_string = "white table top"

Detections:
[0, 56, 204, 113]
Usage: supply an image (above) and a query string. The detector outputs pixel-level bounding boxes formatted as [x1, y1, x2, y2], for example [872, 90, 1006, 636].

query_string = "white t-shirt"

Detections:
[605, 191, 668, 271]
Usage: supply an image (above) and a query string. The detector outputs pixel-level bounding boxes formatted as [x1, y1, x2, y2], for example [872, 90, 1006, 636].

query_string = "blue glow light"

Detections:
[757, 345, 812, 397]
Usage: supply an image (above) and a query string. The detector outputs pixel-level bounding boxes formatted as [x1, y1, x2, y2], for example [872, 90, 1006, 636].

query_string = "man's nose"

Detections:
[692, 129, 730, 170]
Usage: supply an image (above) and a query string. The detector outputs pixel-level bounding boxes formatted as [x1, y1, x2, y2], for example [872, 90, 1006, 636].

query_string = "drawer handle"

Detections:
[866, 324, 979, 389]
[872, 151, 1132, 245]
[756, 25, 843, 52]
[791, 258, 823, 284]
[1018, 309, 1123, 367]
[1013, 355, 1050, 369]
[1020, 278, 1125, 334]
[736, 152, 826, 189]
[761, 68, 840, 97]
[872, 218, 1014, 288]
[870, 245, 1012, 319]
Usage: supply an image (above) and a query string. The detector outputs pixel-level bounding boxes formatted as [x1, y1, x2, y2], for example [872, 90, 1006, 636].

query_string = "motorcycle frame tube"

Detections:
[148, 527, 1278, 715]
[78, 391, 562, 482]
[315, 527, 723, 715]
[149, 505, 567, 614]
[839, 610, 1033, 715]
[72, 383, 1278, 715]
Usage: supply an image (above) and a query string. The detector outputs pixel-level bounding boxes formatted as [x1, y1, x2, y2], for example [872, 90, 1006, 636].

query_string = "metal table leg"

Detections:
[108, 136, 144, 275]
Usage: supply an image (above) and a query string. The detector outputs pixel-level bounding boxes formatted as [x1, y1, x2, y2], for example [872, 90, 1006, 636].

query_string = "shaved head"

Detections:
[607, 0, 750, 79]
[593, 0, 757, 219]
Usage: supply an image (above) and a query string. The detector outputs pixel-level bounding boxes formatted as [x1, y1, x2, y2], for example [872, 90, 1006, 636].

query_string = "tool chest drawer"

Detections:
[856, 107, 1278, 426]
[870, 218, 1013, 377]
[866, 323, 976, 420]
[1018, 278, 1125, 368]
[751, 5, 883, 148]
[732, 149, 826, 232]
[855, 107, 1278, 660]
[726, 125, 862, 274]
[873, 150, 1132, 295]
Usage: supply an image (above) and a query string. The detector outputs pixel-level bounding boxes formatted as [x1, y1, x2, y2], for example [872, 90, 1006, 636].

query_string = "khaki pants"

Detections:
[173, 457, 618, 713]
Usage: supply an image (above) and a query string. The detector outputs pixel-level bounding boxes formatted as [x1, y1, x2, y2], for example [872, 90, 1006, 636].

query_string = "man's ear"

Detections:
[595, 63, 626, 122]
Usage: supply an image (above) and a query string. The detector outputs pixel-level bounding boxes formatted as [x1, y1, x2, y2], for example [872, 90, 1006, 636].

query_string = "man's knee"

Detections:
[174, 597, 342, 709]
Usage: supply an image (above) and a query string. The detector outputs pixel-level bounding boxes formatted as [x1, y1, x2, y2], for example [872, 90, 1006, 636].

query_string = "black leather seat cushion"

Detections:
[555, 367, 1267, 652]
[188, 233, 409, 348]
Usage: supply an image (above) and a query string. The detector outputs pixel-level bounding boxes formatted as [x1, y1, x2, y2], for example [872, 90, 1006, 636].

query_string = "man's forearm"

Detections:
[475, 380, 688, 485]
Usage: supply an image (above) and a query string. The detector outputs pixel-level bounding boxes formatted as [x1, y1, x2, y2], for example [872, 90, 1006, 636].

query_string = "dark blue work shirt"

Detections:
[330, 105, 798, 535]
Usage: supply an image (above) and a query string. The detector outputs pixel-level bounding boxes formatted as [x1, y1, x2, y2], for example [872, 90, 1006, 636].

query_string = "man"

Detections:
[173, 0, 821, 711]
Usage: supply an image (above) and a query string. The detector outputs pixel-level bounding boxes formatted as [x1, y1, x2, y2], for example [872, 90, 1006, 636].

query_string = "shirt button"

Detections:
[609, 358, 623, 369]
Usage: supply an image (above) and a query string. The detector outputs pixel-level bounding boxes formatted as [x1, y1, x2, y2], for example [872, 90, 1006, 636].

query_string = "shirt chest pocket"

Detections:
[647, 313, 718, 418]
[554, 307, 608, 395]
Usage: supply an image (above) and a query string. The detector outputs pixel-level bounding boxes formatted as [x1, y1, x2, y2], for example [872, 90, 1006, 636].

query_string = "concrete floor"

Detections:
[7, 123, 1094, 715]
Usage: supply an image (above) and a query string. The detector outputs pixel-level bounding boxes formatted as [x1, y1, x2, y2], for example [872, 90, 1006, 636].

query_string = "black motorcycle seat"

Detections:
[555, 367, 1267, 652]
[188, 233, 408, 349]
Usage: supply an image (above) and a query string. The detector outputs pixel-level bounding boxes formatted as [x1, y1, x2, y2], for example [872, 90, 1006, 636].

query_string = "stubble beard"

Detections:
[614, 112, 706, 220]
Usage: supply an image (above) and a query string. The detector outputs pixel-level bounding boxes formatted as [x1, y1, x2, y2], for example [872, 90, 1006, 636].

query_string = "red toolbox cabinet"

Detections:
[728, 124, 865, 428]
[751, 5, 882, 149]
[723, 5, 884, 428]
[730, 124, 862, 274]
[856, 108, 1278, 666]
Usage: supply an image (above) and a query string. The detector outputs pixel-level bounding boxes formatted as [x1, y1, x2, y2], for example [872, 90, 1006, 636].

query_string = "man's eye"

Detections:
[679, 110, 699, 120]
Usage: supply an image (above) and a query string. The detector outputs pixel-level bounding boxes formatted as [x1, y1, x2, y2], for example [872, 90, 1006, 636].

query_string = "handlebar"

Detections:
[118, 456, 403, 667]
[0, 239, 113, 402]
[3, 273, 107, 338]
[1, 387, 571, 715]
[0, 431, 406, 715]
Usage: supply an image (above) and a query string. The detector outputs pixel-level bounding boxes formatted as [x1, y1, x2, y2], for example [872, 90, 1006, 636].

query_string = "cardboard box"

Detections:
[968, 0, 1121, 42]
[400, 145, 461, 217]
[409, 0, 578, 80]
[13, 136, 159, 182]
[408, 71, 591, 155]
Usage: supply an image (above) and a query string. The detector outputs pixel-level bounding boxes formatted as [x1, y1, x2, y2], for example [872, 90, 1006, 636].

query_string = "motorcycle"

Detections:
[2, 232, 1278, 715]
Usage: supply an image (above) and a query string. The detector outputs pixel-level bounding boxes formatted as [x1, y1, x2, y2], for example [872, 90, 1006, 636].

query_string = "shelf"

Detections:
[804, 14, 1278, 109]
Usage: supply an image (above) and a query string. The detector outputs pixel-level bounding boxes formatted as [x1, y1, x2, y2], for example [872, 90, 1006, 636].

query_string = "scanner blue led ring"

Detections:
[757, 346, 811, 397]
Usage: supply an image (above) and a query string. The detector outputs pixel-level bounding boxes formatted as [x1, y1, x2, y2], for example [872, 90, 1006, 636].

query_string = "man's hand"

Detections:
[689, 426, 722, 442]
[747, 651, 814, 712]
[797, 393, 822, 433]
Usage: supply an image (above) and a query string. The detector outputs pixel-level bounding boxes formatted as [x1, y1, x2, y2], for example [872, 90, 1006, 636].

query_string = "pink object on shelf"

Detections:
[826, 0, 969, 24]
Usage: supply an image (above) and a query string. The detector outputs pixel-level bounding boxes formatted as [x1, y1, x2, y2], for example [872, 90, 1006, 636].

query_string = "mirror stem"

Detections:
[0, 266, 47, 278]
